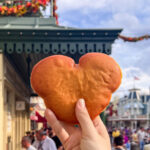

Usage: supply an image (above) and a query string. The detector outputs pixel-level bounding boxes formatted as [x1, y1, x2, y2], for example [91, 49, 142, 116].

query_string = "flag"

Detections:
[134, 76, 140, 80]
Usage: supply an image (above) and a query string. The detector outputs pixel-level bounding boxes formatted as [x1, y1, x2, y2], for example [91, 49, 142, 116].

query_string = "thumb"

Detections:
[75, 99, 97, 137]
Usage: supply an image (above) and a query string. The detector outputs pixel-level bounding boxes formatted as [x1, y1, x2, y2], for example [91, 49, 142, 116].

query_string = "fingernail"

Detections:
[78, 99, 85, 109]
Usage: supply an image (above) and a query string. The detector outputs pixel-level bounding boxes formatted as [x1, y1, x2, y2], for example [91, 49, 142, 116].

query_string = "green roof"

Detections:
[0, 17, 121, 31]
[0, 17, 122, 87]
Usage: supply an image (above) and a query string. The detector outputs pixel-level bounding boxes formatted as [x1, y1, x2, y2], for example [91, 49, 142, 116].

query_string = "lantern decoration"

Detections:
[0, 0, 50, 16]
[53, 0, 58, 24]
[118, 34, 150, 42]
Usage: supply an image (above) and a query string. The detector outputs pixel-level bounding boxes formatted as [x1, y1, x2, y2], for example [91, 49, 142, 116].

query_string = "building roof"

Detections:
[124, 101, 144, 109]
[0, 17, 122, 88]
[120, 88, 150, 110]
[0, 17, 122, 31]
[128, 88, 140, 100]
[0, 17, 73, 30]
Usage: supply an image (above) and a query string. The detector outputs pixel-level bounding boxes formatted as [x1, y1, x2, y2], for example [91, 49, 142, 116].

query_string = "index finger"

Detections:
[45, 109, 69, 145]
[93, 116, 110, 139]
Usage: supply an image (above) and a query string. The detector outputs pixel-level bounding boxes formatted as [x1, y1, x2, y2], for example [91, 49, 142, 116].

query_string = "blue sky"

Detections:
[46, 0, 150, 99]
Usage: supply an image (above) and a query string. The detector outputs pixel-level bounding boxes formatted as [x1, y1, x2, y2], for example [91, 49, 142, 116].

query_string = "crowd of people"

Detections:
[21, 98, 150, 150]
[22, 125, 150, 150]
[109, 126, 150, 150]
[21, 127, 63, 150]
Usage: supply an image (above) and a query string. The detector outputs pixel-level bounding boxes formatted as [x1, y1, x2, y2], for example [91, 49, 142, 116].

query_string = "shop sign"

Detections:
[16, 101, 25, 111]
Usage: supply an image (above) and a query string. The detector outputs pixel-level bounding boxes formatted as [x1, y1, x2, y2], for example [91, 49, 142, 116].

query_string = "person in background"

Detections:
[138, 127, 146, 150]
[131, 130, 139, 150]
[26, 131, 31, 137]
[144, 128, 150, 150]
[108, 127, 113, 145]
[32, 130, 41, 149]
[144, 128, 150, 144]
[22, 136, 36, 150]
[112, 128, 121, 138]
[30, 132, 36, 144]
[148, 128, 150, 143]
[37, 129, 57, 150]
[123, 131, 128, 144]
[148, 128, 150, 144]
[50, 129, 63, 149]
[125, 139, 131, 150]
[113, 135, 125, 150]
[132, 130, 138, 144]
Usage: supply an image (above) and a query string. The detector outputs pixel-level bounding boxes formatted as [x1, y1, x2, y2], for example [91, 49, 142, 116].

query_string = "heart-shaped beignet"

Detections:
[30, 53, 122, 123]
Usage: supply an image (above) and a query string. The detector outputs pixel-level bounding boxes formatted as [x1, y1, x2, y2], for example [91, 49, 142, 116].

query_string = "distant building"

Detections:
[107, 88, 150, 129]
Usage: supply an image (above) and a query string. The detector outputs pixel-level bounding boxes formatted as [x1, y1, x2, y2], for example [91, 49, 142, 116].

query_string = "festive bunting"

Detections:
[118, 34, 150, 42]
[53, 0, 59, 24]
[0, 0, 59, 24]
[134, 76, 140, 80]
[0, 0, 50, 17]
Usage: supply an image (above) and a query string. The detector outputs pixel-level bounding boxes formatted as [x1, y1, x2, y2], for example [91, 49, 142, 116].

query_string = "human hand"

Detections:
[45, 99, 111, 150]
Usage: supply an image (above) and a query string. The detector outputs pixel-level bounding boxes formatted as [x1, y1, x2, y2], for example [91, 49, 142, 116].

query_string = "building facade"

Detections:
[107, 88, 150, 129]
[0, 1, 122, 150]
[0, 54, 31, 150]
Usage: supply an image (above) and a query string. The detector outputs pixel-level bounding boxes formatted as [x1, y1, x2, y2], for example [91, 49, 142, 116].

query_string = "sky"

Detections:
[46, 0, 150, 99]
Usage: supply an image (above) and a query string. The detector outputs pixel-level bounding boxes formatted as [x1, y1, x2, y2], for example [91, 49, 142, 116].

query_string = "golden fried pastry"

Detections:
[30, 53, 122, 123]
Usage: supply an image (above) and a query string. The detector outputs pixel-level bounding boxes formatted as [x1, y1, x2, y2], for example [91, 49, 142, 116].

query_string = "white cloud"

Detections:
[51, 0, 150, 99]
[57, 0, 150, 30]
[57, 0, 150, 15]
[107, 0, 147, 14]
[113, 66, 150, 99]
[57, 0, 107, 13]
[100, 13, 140, 30]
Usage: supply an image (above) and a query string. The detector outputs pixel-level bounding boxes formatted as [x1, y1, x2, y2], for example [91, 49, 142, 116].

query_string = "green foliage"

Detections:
[100, 112, 107, 125]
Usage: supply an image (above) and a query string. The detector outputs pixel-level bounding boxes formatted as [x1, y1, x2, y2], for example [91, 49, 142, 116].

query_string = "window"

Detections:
[133, 92, 137, 99]
[128, 92, 132, 99]
[141, 96, 144, 103]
